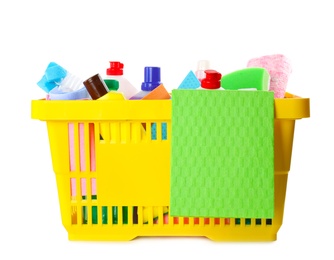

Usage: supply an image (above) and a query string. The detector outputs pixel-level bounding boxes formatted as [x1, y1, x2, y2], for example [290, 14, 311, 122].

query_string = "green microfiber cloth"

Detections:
[170, 89, 274, 218]
[221, 67, 270, 91]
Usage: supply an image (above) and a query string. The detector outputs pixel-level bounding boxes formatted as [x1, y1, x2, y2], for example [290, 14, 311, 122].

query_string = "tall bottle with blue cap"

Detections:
[129, 66, 162, 100]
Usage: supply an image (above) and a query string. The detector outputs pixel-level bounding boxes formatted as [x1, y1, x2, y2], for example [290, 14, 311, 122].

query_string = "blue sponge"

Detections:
[37, 75, 57, 93]
[37, 62, 67, 93]
[177, 70, 200, 89]
[45, 62, 67, 82]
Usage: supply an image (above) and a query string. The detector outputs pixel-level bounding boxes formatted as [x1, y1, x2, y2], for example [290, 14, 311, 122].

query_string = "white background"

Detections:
[0, 0, 332, 259]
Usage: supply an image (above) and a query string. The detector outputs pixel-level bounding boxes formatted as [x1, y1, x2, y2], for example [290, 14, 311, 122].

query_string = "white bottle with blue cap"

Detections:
[129, 66, 162, 100]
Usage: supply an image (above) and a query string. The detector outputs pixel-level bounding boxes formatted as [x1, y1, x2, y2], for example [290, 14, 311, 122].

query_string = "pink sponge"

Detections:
[247, 54, 292, 98]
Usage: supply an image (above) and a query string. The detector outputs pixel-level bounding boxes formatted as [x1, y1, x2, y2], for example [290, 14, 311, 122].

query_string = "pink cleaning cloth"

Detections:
[247, 54, 292, 98]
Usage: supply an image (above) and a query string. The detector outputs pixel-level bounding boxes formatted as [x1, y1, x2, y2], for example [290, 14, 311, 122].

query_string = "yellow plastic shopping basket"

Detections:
[31, 92, 310, 242]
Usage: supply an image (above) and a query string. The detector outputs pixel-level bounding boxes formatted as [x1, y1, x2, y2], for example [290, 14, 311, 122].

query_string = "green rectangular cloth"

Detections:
[170, 90, 274, 218]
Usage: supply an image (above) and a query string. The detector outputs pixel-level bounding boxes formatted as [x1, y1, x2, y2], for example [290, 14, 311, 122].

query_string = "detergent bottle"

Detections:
[197, 69, 222, 90]
[105, 61, 138, 99]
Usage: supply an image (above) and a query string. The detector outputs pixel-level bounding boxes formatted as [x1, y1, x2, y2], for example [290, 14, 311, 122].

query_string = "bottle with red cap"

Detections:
[105, 61, 138, 99]
[198, 69, 223, 90]
[195, 60, 210, 82]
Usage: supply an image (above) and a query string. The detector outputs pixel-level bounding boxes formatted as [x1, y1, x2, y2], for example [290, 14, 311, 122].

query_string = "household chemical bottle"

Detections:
[195, 60, 210, 82]
[129, 66, 162, 100]
[106, 61, 138, 99]
[198, 69, 222, 90]
[103, 79, 119, 91]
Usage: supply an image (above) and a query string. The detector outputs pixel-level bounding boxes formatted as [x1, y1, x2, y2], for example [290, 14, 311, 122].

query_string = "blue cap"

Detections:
[141, 67, 161, 91]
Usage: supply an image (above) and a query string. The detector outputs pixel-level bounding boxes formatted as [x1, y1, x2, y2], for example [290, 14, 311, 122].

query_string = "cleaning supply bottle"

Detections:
[198, 69, 222, 90]
[130, 66, 169, 223]
[103, 79, 119, 92]
[195, 60, 210, 82]
[106, 61, 138, 99]
[129, 66, 162, 100]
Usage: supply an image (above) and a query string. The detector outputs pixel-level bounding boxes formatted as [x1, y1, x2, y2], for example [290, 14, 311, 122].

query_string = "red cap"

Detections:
[106, 61, 124, 76]
[201, 70, 222, 89]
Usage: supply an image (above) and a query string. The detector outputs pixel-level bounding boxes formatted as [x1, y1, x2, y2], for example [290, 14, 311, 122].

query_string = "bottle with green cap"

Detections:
[105, 61, 138, 99]
[104, 79, 119, 92]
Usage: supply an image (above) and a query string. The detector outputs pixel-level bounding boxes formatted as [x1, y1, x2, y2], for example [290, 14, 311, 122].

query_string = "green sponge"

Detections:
[221, 67, 270, 91]
[170, 89, 274, 219]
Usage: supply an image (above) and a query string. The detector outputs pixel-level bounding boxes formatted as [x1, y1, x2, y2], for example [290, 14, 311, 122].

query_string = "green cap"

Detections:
[104, 79, 119, 91]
